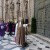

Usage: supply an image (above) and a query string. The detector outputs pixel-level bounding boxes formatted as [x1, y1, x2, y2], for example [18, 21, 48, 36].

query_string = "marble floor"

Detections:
[0, 34, 50, 50]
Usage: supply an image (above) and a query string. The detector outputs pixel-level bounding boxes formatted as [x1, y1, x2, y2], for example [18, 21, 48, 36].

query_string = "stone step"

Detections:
[33, 34, 50, 44]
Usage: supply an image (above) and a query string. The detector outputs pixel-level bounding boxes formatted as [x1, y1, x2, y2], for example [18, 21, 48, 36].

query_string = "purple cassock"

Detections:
[0, 23, 5, 36]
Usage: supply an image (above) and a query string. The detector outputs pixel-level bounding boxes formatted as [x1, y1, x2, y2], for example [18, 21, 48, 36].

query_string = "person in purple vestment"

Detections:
[0, 22, 5, 40]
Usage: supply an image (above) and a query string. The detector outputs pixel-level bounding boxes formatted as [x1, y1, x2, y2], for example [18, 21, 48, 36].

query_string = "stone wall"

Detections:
[0, 0, 4, 22]
[35, 0, 50, 38]
[0, 0, 18, 22]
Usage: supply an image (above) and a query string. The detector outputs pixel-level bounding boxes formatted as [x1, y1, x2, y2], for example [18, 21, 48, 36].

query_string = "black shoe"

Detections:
[22, 42, 28, 47]
[7, 34, 10, 35]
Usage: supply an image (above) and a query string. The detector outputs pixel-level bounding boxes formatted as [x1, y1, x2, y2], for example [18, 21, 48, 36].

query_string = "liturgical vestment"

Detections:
[15, 22, 25, 45]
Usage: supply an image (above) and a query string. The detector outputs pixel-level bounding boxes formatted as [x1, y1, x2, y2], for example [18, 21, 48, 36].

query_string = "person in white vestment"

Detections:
[14, 21, 18, 42]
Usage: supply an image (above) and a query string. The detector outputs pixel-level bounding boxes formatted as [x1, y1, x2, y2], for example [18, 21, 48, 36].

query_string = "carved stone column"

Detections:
[10, 0, 14, 22]
[5, 0, 9, 22]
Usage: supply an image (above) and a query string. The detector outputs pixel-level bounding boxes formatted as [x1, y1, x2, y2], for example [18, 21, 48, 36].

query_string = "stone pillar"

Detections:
[5, 0, 9, 22]
[10, 0, 14, 22]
